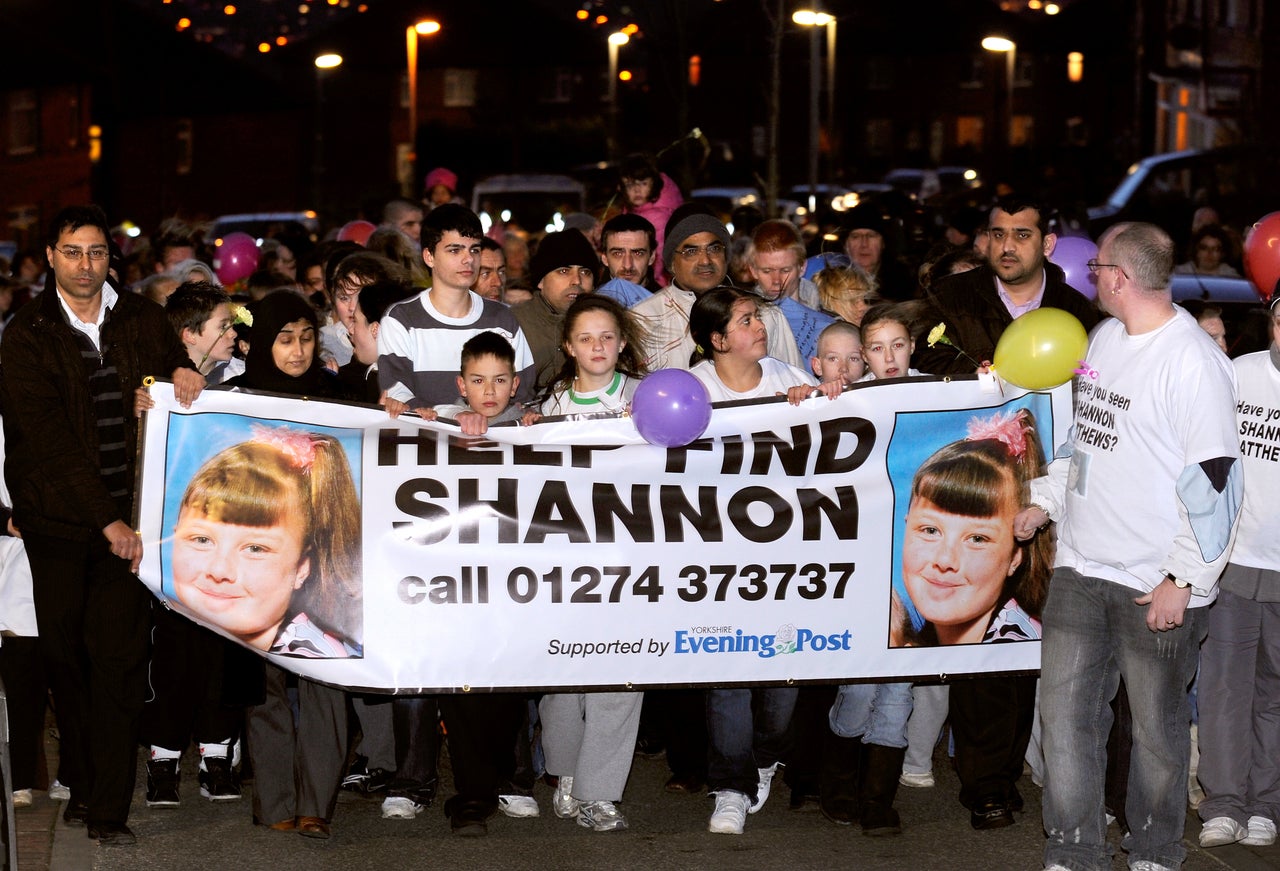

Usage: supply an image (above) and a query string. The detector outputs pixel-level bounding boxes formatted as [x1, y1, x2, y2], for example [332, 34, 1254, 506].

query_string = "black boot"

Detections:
[819, 730, 862, 826]
[860, 744, 905, 836]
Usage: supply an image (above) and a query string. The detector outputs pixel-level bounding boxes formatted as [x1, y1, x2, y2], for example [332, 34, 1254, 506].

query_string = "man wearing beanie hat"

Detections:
[632, 205, 804, 370]
[510, 230, 599, 393]
[841, 204, 915, 301]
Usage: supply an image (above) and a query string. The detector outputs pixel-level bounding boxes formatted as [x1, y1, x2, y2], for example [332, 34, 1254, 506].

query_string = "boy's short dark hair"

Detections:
[165, 281, 231, 335]
[459, 330, 515, 373]
[479, 236, 503, 254]
[355, 279, 415, 326]
[421, 203, 484, 255]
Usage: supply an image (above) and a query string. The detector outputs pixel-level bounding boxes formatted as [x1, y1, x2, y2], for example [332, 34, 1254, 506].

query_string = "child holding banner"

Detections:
[541, 295, 647, 418]
[216, 289, 364, 839]
[820, 303, 931, 834]
[536, 296, 649, 833]
[686, 286, 815, 835]
[433, 331, 543, 434]
[688, 286, 818, 405]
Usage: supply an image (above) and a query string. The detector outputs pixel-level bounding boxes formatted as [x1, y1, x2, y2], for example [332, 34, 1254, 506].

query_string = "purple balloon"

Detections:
[1048, 234, 1098, 300]
[632, 369, 712, 448]
[214, 232, 260, 285]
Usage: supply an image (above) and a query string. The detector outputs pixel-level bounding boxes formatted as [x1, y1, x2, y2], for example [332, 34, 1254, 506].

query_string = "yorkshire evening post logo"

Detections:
[674, 624, 852, 658]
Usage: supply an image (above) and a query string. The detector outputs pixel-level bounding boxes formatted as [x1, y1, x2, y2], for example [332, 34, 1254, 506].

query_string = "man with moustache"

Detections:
[631, 205, 803, 371]
[913, 195, 1100, 832]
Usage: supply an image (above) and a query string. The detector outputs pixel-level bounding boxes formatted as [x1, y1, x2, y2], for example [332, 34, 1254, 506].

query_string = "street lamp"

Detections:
[982, 36, 1016, 152]
[313, 53, 343, 218]
[607, 31, 629, 159]
[404, 19, 441, 196]
[793, 8, 837, 212]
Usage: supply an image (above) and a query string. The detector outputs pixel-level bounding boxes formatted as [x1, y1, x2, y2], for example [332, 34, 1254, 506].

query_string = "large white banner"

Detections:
[136, 377, 1072, 693]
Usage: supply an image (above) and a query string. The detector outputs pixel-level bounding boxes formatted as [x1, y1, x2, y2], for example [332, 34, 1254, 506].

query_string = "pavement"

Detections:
[15, 713, 1280, 871]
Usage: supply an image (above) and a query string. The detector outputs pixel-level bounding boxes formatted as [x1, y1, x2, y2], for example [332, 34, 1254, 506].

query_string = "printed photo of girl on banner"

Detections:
[887, 399, 1056, 649]
[160, 417, 364, 659]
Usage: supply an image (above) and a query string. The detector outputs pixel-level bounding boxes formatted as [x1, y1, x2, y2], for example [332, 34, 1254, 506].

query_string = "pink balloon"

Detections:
[337, 220, 376, 246]
[213, 232, 260, 285]
[1244, 212, 1280, 302]
[1048, 235, 1098, 301]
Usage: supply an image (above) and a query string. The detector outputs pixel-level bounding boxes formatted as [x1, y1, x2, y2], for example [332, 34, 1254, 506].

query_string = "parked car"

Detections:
[209, 211, 320, 245]
[689, 187, 801, 227]
[882, 168, 941, 202]
[1088, 145, 1280, 250]
[1171, 272, 1272, 357]
[471, 174, 586, 235]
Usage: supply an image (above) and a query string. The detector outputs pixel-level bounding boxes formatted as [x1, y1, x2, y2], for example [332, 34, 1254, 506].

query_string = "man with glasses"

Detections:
[0, 205, 204, 846]
[913, 196, 1101, 833]
[631, 205, 803, 370]
[1017, 222, 1240, 871]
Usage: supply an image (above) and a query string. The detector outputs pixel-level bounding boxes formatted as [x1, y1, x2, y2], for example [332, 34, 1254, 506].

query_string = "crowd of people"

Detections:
[0, 157, 1276, 871]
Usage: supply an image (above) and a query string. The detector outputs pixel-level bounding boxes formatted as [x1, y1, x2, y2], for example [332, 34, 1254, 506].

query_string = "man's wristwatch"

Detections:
[1163, 572, 1190, 589]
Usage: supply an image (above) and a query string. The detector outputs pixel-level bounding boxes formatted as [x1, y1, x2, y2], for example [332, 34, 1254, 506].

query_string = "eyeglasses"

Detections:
[1086, 259, 1128, 279]
[54, 246, 110, 262]
[676, 242, 726, 260]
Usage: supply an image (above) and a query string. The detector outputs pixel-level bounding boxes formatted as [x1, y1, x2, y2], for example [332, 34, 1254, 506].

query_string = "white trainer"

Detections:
[899, 770, 936, 788]
[1199, 815, 1247, 847]
[48, 780, 71, 801]
[552, 776, 580, 819]
[708, 790, 750, 834]
[13, 789, 32, 808]
[380, 796, 424, 819]
[1242, 815, 1278, 846]
[749, 762, 780, 814]
[498, 794, 540, 818]
[577, 800, 628, 831]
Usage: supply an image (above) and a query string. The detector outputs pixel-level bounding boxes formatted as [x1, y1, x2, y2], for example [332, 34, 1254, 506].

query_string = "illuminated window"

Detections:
[956, 116, 985, 149]
[444, 69, 477, 108]
[8, 90, 38, 156]
[689, 55, 701, 87]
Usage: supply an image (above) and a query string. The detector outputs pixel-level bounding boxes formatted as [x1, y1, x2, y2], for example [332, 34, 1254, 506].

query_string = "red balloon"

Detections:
[1244, 212, 1280, 302]
[213, 232, 259, 285]
[337, 220, 376, 246]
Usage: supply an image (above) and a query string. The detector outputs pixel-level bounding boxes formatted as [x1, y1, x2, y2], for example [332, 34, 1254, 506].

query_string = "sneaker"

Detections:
[198, 757, 241, 801]
[1130, 862, 1175, 871]
[552, 775, 580, 819]
[708, 790, 750, 835]
[1242, 815, 1278, 846]
[1199, 815, 1247, 847]
[13, 789, 32, 808]
[578, 800, 628, 832]
[145, 758, 181, 807]
[749, 762, 779, 814]
[498, 794, 540, 818]
[48, 780, 71, 801]
[381, 796, 424, 819]
[899, 770, 935, 788]
[363, 767, 393, 796]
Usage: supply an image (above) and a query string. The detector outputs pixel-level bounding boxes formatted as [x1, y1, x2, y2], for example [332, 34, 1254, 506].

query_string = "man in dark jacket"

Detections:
[0, 205, 203, 846]
[911, 196, 1101, 832]
[915, 196, 1101, 376]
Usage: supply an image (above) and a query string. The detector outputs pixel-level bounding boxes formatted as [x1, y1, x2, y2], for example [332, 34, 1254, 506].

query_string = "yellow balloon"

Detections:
[992, 307, 1089, 390]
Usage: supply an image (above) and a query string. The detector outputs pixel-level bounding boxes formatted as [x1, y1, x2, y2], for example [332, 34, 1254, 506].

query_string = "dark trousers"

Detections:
[141, 603, 243, 752]
[649, 688, 708, 780]
[436, 693, 525, 811]
[25, 530, 151, 825]
[246, 663, 348, 823]
[388, 696, 441, 802]
[950, 674, 1037, 810]
[0, 635, 48, 790]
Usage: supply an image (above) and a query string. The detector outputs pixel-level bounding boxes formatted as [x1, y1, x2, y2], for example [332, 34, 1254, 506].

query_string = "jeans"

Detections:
[828, 682, 912, 747]
[1040, 569, 1206, 871]
[706, 687, 798, 799]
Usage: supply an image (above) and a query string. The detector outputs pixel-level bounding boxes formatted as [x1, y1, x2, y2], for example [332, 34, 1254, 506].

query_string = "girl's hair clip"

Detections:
[250, 424, 319, 471]
[966, 410, 1028, 460]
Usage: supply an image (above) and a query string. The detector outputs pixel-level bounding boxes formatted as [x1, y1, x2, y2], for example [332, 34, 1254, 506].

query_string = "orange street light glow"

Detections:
[224, 5, 236, 15]
[275, 35, 288, 46]
[177, 17, 191, 29]
[257, 42, 271, 53]
[415, 20, 441, 35]
[619, 70, 632, 81]
[576, 9, 588, 20]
